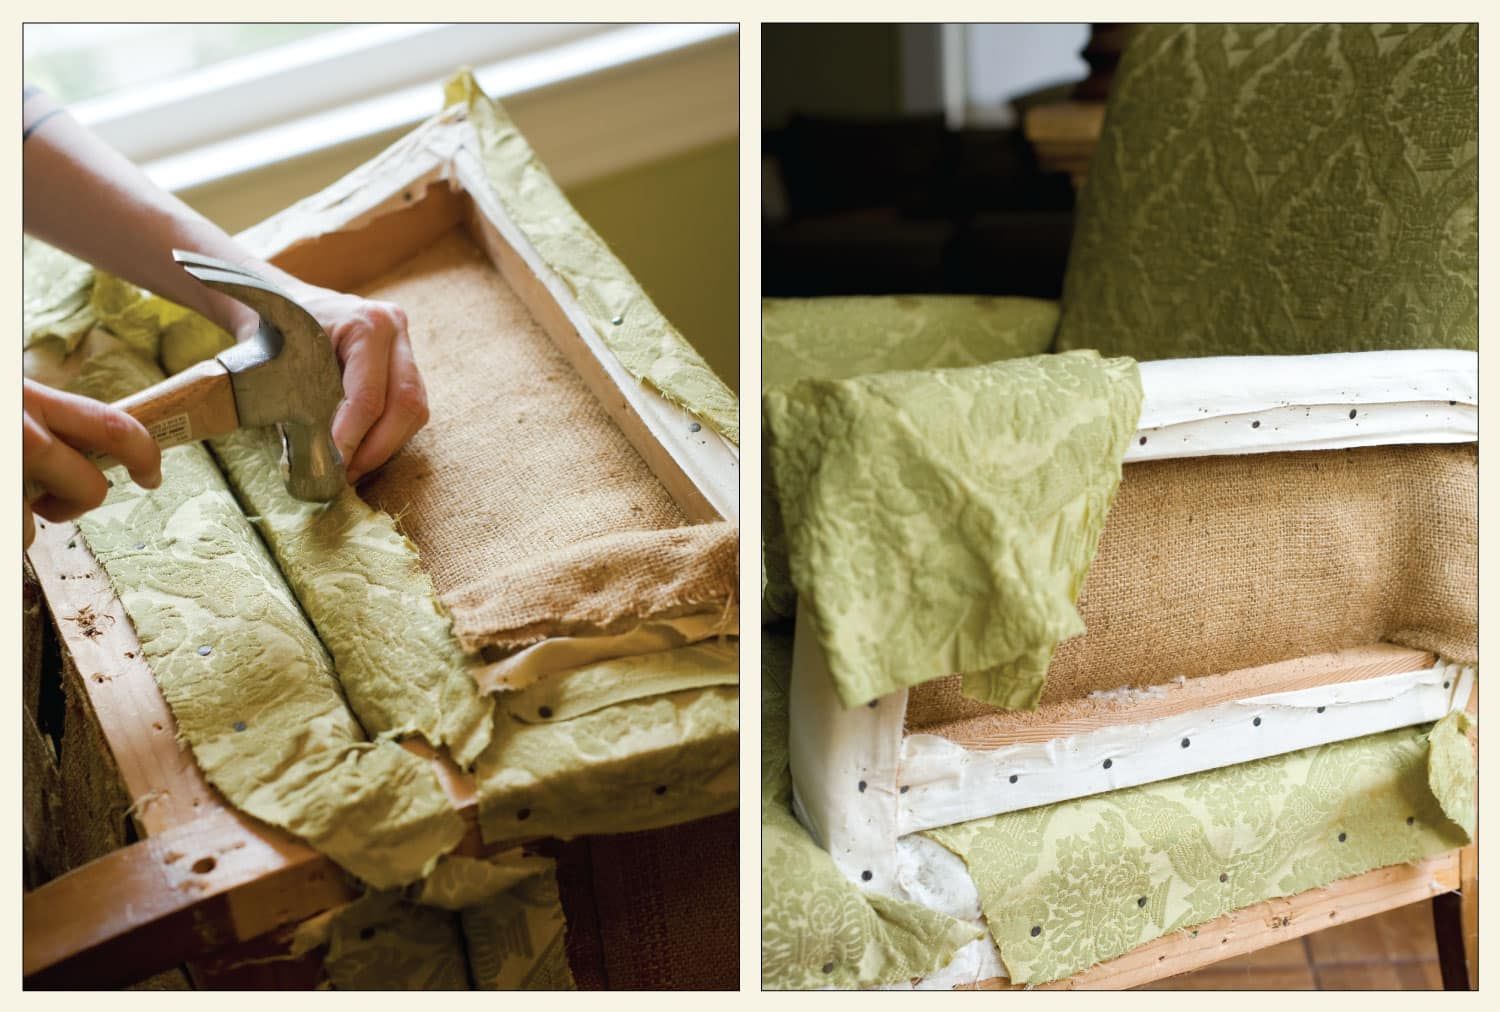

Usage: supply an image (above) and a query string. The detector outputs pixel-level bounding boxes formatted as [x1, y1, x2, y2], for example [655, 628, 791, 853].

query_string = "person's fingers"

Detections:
[32, 383, 161, 490]
[23, 412, 111, 520]
[329, 317, 393, 470]
[346, 336, 429, 483]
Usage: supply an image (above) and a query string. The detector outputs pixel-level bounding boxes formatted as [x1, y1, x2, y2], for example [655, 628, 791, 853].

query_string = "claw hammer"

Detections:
[25, 251, 347, 504]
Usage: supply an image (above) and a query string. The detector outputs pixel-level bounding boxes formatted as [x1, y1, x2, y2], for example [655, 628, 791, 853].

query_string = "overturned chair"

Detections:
[23, 73, 739, 989]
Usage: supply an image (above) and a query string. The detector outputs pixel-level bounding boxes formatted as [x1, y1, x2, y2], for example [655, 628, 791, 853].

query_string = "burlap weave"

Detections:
[905, 442, 1477, 732]
[358, 231, 736, 651]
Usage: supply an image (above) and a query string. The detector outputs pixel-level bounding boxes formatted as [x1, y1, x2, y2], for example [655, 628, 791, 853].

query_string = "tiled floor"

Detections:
[1143, 900, 1444, 990]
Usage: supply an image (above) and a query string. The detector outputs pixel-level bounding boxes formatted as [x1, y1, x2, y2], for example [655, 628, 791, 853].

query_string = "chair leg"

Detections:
[1431, 891, 1470, 990]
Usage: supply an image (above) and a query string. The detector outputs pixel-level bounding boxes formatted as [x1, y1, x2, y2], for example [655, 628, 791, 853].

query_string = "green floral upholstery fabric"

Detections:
[760, 627, 981, 989]
[761, 295, 1060, 622]
[765, 351, 1141, 708]
[1056, 23, 1478, 359]
[928, 715, 1475, 985]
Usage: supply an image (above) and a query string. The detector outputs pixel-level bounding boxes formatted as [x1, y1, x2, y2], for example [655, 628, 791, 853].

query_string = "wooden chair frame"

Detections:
[22, 108, 738, 989]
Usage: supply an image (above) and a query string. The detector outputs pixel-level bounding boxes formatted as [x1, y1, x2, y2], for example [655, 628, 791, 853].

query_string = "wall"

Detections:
[960, 24, 1089, 127]
[761, 23, 903, 128]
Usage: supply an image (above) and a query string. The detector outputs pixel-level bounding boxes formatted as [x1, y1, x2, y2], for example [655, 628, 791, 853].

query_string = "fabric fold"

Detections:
[766, 350, 1142, 708]
[69, 346, 467, 890]
[444, 69, 738, 443]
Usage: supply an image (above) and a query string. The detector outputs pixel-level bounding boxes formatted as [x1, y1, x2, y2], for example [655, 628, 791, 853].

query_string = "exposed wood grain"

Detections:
[24, 108, 739, 989]
[935, 644, 1435, 749]
[25, 518, 218, 836]
[961, 853, 1461, 990]
[23, 806, 356, 989]
[269, 181, 467, 292]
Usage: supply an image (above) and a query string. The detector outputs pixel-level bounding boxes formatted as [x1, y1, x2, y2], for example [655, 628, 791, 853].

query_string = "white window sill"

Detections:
[75, 23, 736, 195]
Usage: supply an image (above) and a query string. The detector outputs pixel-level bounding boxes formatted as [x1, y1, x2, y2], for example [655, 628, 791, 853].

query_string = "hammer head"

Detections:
[174, 251, 346, 502]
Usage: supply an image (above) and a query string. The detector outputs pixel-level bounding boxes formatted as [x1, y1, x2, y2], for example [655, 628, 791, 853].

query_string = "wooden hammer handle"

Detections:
[23, 362, 241, 503]
[108, 358, 240, 453]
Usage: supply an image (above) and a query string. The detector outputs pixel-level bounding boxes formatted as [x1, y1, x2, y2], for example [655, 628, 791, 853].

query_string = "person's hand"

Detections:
[287, 284, 430, 484]
[23, 379, 162, 549]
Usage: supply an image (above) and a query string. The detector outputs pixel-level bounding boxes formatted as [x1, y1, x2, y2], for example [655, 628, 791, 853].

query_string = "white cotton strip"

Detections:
[471, 609, 738, 694]
[1125, 349, 1477, 463]
[897, 662, 1473, 836]
[788, 606, 907, 893]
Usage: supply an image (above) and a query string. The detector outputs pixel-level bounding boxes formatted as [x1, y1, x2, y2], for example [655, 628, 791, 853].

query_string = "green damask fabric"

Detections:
[210, 427, 494, 768]
[22, 235, 235, 373]
[1056, 23, 1478, 359]
[325, 853, 576, 990]
[765, 351, 1142, 708]
[71, 348, 467, 890]
[760, 295, 1060, 621]
[928, 722, 1475, 985]
[474, 645, 739, 842]
[760, 627, 981, 989]
[1426, 711, 1476, 838]
[445, 70, 738, 444]
[761, 295, 1059, 388]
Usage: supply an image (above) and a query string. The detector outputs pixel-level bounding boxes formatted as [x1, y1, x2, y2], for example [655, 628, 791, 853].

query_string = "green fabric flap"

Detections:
[762, 294, 1060, 388]
[72, 349, 466, 890]
[765, 350, 1142, 709]
[460, 863, 577, 990]
[760, 626, 981, 989]
[761, 294, 1060, 623]
[209, 427, 493, 767]
[496, 639, 738, 725]
[1056, 24, 1477, 359]
[475, 683, 739, 843]
[444, 69, 738, 444]
[22, 236, 97, 354]
[928, 722, 1474, 985]
[22, 236, 235, 371]
[1427, 710, 1476, 838]
[326, 891, 472, 989]
[418, 851, 557, 911]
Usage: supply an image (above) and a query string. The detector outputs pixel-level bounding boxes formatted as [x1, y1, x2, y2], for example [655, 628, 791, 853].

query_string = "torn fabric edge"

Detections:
[762, 625, 982, 990]
[442, 70, 738, 444]
[209, 427, 495, 768]
[63, 340, 467, 890]
[474, 609, 739, 694]
[477, 684, 739, 844]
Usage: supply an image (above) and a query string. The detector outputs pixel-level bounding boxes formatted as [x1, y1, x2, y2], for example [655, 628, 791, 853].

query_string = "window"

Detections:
[24, 24, 351, 104]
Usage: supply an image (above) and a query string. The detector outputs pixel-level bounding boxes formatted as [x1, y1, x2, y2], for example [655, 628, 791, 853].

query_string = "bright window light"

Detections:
[23, 23, 354, 104]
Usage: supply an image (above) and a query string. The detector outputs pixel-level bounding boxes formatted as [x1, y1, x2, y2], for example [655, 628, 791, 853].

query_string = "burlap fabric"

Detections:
[358, 231, 736, 652]
[905, 442, 1477, 732]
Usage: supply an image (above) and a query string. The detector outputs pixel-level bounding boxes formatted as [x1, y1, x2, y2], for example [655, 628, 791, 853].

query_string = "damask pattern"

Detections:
[928, 718, 1473, 985]
[765, 351, 1141, 708]
[761, 295, 1060, 621]
[1056, 24, 1478, 359]
[72, 348, 467, 890]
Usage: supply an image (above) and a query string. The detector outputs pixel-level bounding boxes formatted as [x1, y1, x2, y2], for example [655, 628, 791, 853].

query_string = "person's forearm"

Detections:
[21, 87, 309, 339]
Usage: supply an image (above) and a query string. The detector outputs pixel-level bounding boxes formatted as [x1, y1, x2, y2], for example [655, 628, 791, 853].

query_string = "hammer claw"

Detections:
[171, 251, 348, 503]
